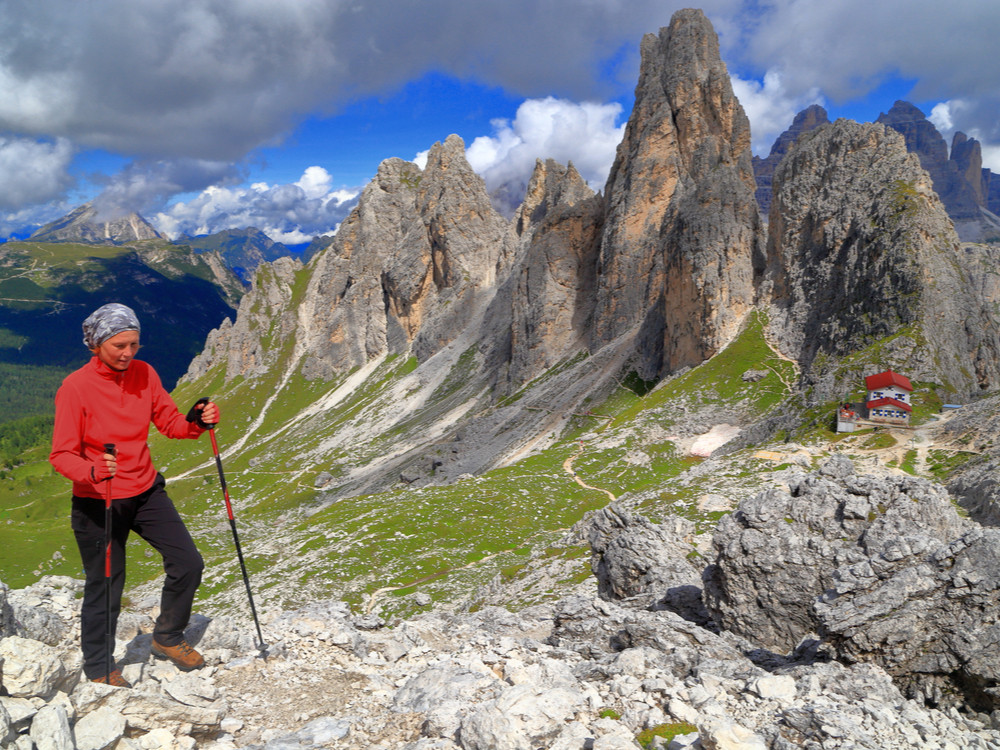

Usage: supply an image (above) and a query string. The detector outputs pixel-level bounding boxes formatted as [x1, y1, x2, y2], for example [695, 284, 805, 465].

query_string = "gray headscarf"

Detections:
[82, 303, 141, 349]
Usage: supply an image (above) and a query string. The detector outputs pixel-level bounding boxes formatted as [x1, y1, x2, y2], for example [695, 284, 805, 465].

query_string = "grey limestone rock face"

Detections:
[816, 524, 1000, 714]
[752, 104, 830, 218]
[307, 134, 513, 376]
[703, 456, 969, 653]
[482, 158, 604, 395]
[943, 390, 1000, 525]
[199, 136, 517, 384]
[185, 135, 515, 383]
[592, 8, 764, 382]
[586, 506, 710, 626]
[706, 455, 1000, 715]
[764, 118, 1000, 401]
[184, 255, 302, 381]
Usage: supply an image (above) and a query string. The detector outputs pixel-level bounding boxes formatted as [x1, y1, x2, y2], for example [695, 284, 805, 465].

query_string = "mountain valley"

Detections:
[7, 7, 1000, 749]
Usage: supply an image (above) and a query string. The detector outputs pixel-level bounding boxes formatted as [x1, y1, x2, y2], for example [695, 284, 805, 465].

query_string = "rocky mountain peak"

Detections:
[764, 118, 1000, 399]
[752, 104, 830, 217]
[877, 100, 983, 228]
[951, 131, 988, 205]
[415, 134, 511, 293]
[28, 202, 163, 245]
[193, 135, 517, 383]
[514, 159, 594, 237]
[877, 100, 947, 161]
[592, 7, 763, 380]
[485, 158, 604, 394]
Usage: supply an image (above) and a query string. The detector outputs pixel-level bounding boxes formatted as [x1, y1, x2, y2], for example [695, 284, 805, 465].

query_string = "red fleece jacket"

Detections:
[49, 356, 204, 499]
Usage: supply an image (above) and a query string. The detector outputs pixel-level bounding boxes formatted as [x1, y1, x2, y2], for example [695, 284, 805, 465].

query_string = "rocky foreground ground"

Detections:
[6, 457, 1000, 750]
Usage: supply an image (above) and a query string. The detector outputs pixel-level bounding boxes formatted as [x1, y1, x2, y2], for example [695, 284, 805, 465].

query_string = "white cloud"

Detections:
[152, 168, 359, 243]
[462, 96, 626, 196]
[0, 137, 74, 209]
[929, 101, 955, 133]
[730, 72, 823, 157]
[297, 166, 334, 200]
[91, 158, 242, 222]
[983, 145, 1000, 175]
[926, 99, 1000, 172]
[723, 0, 1000, 167]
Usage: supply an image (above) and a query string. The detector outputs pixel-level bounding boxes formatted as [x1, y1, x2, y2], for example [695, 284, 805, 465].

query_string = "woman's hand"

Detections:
[200, 401, 220, 427]
[92, 452, 116, 481]
[103, 451, 117, 477]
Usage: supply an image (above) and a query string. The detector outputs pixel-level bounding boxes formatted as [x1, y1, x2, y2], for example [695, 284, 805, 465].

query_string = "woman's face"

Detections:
[92, 330, 140, 371]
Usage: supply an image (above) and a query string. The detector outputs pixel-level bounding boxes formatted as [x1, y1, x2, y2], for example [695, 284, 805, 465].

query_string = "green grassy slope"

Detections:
[3, 312, 961, 622]
[126, 313, 803, 619]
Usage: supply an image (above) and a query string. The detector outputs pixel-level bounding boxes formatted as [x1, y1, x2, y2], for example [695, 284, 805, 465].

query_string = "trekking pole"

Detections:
[103, 442, 116, 684]
[188, 398, 266, 650]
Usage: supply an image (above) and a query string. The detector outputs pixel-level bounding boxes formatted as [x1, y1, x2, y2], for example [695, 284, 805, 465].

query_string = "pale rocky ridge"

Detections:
[9, 458, 1000, 749]
[28, 202, 164, 245]
[186, 256, 303, 382]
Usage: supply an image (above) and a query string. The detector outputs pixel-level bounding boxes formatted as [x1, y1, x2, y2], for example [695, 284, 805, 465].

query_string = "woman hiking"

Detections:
[49, 302, 219, 687]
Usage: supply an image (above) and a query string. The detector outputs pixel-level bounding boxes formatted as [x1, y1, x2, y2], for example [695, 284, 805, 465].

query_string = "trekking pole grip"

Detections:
[186, 396, 216, 430]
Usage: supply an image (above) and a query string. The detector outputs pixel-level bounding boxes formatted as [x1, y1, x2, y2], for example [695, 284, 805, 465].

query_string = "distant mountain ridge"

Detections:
[28, 202, 163, 244]
[27, 208, 336, 283]
[178, 227, 293, 282]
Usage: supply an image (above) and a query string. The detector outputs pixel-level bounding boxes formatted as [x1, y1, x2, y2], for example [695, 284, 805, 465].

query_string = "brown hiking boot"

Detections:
[91, 669, 132, 688]
[151, 638, 205, 671]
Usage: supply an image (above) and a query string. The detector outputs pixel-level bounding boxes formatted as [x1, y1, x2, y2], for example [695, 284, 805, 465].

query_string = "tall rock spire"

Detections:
[591, 8, 764, 381]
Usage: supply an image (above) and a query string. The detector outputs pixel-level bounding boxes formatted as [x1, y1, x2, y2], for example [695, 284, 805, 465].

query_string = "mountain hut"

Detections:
[865, 369, 913, 426]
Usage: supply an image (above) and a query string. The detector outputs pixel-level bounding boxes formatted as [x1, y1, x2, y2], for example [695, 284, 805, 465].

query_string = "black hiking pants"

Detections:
[71, 473, 203, 679]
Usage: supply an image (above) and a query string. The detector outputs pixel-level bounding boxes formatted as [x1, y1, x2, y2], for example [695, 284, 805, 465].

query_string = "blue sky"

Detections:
[0, 0, 997, 244]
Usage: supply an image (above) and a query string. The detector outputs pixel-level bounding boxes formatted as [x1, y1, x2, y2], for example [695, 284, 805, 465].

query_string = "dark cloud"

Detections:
[2, 1, 997, 161]
[89, 158, 243, 221]
[0, 136, 74, 209]
[0, 0, 701, 161]
[1, 0, 999, 232]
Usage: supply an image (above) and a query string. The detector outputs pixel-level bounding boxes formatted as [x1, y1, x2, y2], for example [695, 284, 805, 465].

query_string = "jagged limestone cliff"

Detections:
[752, 104, 829, 217]
[592, 8, 764, 381]
[299, 135, 515, 379]
[483, 159, 604, 394]
[764, 118, 1000, 400]
[189, 136, 515, 383]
